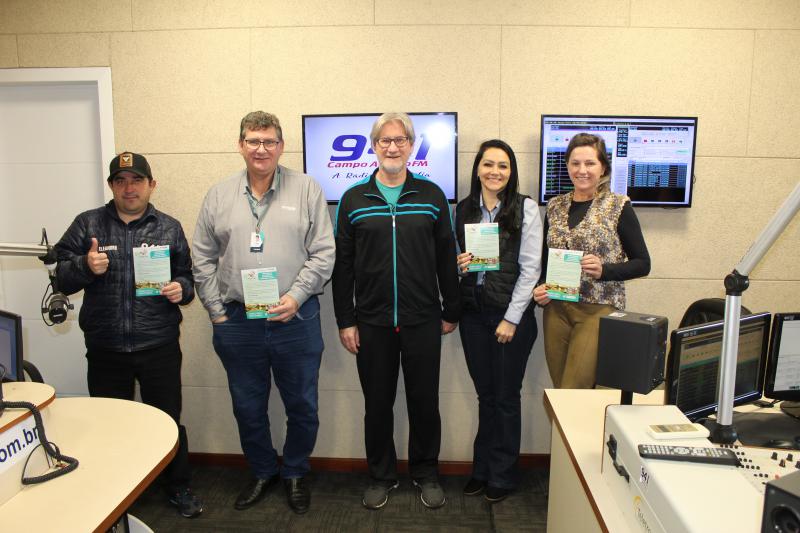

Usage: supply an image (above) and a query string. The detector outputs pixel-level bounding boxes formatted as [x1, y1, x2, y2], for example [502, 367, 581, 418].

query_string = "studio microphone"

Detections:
[38, 235, 73, 325]
[44, 270, 72, 324]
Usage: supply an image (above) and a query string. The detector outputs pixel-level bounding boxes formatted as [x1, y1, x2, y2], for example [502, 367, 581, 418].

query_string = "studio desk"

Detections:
[544, 388, 800, 533]
[0, 382, 177, 532]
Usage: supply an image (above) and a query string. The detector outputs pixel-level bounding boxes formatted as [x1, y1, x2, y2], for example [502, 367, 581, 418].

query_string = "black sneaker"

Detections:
[485, 485, 511, 503]
[463, 478, 487, 496]
[169, 487, 204, 518]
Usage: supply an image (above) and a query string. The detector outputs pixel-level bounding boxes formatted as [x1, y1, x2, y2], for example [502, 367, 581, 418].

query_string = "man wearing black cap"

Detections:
[54, 152, 203, 518]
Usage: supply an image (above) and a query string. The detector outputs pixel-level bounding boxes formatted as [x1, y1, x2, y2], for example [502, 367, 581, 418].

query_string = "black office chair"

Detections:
[22, 360, 44, 383]
[678, 298, 752, 328]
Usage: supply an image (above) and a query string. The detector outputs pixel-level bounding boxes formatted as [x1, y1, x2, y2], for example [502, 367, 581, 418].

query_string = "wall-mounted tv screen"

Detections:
[539, 115, 697, 207]
[303, 112, 458, 203]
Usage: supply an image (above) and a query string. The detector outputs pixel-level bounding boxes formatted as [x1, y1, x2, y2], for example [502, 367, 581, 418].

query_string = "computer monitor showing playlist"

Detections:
[764, 313, 800, 418]
[538, 115, 697, 207]
[665, 312, 771, 421]
[0, 309, 23, 382]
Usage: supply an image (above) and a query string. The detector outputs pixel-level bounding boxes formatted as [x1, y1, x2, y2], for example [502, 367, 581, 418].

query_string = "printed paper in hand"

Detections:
[133, 245, 171, 296]
[465, 223, 500, 272]
[241, 267, 280, 319]
[545, 248, 583, 302]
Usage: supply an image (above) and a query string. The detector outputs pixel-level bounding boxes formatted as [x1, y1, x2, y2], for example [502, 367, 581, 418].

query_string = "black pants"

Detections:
[86, 340, 190, 491]
[356, 320, 442, 481]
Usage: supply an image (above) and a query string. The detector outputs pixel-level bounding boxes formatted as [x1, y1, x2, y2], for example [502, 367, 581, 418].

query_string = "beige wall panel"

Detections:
[440, 329, 473, 393]
[277, 151, 303, 173]
[182, 384, 241, 453]
[110, 29, 251, 154]
[177, 303, 228, 387]
[376, 0, 628, 27]
[748, 30, 800, 158]
[626, 278, 799, 333]
[743, 280, 800, 315]
[626, 278, 725, 329]
[457, 151, 476, 200]
[250, 26, 501, 153]
[440, 392, 480, 460]
[631, 0, 800, 29]
[515, 150, 542, 199]
[312, 390, 367, 458]
[0, 0, 132, 34]
[147, 153, 245, 237]
[132, 0, 373, 30]
[522, 392, 552, 453]
[637, 157, 800, 281]
[0, 36, 18, 67]
[500, 27, 753, 157]
[318, 290, 363, 392]
[18, 33, 110, 67]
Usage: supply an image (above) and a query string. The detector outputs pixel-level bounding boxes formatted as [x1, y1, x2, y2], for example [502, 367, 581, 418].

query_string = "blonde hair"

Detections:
[369, 112, 415, 145]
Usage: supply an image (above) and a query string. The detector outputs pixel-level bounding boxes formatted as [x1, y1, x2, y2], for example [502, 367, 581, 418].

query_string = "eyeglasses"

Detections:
[376, 136, 410, 149]
[244, 138, 281, 151]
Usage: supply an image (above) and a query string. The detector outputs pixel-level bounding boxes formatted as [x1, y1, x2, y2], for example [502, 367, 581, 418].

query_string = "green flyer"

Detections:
[133, 245, 171, 296]
[545, 248, 583, 302]
[241, 267, 280, 319]
[465, 223, 500, 272]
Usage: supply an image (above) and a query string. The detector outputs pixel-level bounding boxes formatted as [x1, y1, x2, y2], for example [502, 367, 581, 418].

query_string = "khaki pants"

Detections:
[543, 300, 617, 389]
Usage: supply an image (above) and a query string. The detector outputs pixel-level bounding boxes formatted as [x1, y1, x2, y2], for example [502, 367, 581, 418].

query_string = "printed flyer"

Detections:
[464, 223, 500, 272]
[241, 267, 280, 319]
[545, 248, 583, 302]
[133, 245, 170, 296]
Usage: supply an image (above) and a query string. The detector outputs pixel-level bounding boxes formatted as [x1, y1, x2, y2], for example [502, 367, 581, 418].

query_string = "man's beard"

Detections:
[380, 160, 405, 175]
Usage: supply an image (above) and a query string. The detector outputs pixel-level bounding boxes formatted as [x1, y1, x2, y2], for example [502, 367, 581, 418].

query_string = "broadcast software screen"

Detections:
[665, 312, 771, 421]
[539, 115, 697, 207]
[303, 112, 458, 203]
[764, 313, 800, 405]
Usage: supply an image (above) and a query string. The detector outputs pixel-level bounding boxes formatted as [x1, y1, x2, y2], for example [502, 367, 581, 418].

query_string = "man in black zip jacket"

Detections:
[332, 113, 461, 511]
[54, 152, 202, 518]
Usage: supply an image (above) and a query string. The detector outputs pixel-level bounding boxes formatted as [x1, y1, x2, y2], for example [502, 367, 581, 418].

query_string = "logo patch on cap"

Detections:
[120, 153, 133, 168]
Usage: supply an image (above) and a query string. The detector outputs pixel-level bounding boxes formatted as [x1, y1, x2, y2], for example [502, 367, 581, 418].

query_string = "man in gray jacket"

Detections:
[192, 111, 335, 515]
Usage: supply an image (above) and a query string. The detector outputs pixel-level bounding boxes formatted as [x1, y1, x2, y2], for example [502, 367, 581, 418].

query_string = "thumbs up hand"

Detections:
[87, 237, 109, 275]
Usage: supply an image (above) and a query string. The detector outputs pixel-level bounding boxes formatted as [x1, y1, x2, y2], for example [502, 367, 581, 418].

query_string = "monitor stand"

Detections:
[781, 402, 800, 420]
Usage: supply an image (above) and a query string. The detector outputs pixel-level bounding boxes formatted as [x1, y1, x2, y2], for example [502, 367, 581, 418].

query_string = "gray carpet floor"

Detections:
[128, 466, 550, 532]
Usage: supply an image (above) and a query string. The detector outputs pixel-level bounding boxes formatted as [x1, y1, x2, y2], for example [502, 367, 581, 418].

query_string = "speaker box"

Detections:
[596, 311, 668, 394]
[763, 470, 800, 533]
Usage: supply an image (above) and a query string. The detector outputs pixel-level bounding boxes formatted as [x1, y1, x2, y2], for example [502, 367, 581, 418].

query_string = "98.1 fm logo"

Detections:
[326, 134, 432, 169]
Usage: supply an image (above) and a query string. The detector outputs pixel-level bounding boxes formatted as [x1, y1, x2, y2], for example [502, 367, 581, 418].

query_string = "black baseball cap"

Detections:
[108, 152, 152, 181]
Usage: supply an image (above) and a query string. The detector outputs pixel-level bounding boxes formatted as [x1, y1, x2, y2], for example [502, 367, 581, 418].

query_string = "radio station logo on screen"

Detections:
[303, 113, 458, 203]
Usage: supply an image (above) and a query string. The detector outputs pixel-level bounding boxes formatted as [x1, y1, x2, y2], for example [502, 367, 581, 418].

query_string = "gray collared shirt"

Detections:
[193, 165, 335, 320]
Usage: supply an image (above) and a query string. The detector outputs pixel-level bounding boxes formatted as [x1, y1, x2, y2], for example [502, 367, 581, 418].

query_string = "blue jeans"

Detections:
[459, 302, 537, 489]
[212, 296, 323, 479]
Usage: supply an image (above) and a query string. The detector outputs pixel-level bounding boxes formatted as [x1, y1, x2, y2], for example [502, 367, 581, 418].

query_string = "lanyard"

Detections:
[245, 191, 268, 233]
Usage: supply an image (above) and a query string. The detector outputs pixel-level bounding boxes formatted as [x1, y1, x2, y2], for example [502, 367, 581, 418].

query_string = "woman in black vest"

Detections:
[455, 139, 543, 502]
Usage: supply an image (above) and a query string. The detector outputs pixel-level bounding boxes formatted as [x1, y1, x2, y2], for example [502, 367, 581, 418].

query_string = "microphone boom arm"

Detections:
[709, 182, 800, 444]
[0, 229, 73, 325]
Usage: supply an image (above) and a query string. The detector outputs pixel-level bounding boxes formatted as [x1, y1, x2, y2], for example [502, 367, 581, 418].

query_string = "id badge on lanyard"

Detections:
[250, 231, 264, 253]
